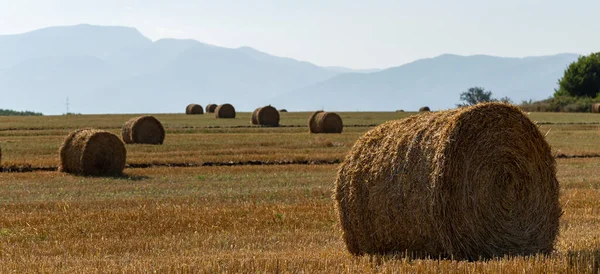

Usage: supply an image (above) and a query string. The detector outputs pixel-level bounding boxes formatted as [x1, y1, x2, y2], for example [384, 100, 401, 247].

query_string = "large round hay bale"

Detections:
[419, 106, 430, 112]
[253, 105, 280, 127]
[206, 104, 218, 113]
[334, 103, 561, 260]
[308, 111, 343, 133]
[59, 129, 126, 176]
[215, 104, 236, 118]
[121, 116, 165, 145]
[251, 107, 260, 125]
[592, 103, 600, 113]
[279, 109, 288, 113]
[186, 104, 204, 114]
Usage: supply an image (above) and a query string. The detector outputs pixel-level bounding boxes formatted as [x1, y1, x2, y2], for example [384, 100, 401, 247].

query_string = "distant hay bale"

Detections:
[419, 106, 430, 112]
[206, 104, 218, 113]
[279, 109, 288, 113]
[395, 109, 405, 112]
[252, 105, 280, 127]
[215, 104, 236, 119]
[308, 111, 343, 133]
[592, 103, 600, 113]
[335, 102, 561, 260]
[121, 116, 165, 145]
[59, 129, 126, 176]
[186, 104, 204, 114]
[251, 107, 260, 125]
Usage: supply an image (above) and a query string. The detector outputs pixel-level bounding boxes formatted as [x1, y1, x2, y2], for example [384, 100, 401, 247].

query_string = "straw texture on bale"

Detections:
[334, 103, 561, 260]
[279, 109, 288, 112]
[215, 104, 236, 118]
[419, 106, 430, 112]
[592, 103, 600, 113]
[308, 111, 343, 133]
[185, 104, 204, 114]
[251, 108, 260, 125]
[206, 104, 218, 113]
[252, 105, 280, 126]
[121, 116, 165, 145]
[59, 129, 126, 176]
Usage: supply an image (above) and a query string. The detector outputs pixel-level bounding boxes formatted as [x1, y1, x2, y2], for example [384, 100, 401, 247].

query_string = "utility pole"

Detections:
[66, 97, 70, 115]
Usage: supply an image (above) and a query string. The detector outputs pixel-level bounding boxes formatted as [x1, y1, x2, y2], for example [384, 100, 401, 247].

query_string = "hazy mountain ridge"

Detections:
[0, 24, 579, 114]
[268, 53, 579, 111]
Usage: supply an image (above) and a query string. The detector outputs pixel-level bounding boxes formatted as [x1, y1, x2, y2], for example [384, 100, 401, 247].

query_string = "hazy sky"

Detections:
[1, 0, 599, 69]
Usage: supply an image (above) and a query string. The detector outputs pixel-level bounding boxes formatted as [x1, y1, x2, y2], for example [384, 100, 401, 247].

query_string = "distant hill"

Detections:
[324, 66, 382, 74]
[0, 24, 579, 114]
[0, 24, 342, 114]
[268, 53, 580, 111]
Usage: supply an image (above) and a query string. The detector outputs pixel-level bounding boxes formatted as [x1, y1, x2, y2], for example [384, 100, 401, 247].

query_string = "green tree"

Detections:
[458, 87, 494, 106]
[555, 52, 600, 98]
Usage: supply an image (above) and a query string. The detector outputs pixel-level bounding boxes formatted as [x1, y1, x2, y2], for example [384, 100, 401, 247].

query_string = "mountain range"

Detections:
[0, 24, 579, 115]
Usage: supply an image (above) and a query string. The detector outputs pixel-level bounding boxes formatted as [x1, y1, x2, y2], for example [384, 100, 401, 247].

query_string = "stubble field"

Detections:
[0, 111, 599, 273]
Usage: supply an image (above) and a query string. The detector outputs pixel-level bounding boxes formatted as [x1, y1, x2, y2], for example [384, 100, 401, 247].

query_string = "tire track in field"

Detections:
[0, 159, 343, 173]
[0, 124, 378, 133]
[2, 154, 600, 173]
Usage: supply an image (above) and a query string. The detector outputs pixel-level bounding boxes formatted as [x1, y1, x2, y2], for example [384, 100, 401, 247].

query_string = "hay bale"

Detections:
[251, 107, 260, 125]
[279, 109, 288, 113]
[592, 103, 600, 113]
[215, 104, 236, 119]
[419, 106, 430, 112]
[186, 104, 204, 114]
[334, 103, 561, 260]
[121, 116, 165, 145]
[59, 129, 126, 176]
[206, 104, 218, 113]
[308, 111, 343, 133]
[252, 105, 280, 127]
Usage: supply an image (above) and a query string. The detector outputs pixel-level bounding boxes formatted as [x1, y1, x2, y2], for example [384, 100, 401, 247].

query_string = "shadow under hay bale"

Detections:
[419, 106, 430, 112]
[185, 104, 204, 114]
[206, 104, 217, 113]
[252, 105, 280, 127]
[215, 104, 236, 119]
[334, 102, 561, 260]
[308, 110, 343, 133]
[59, 129, 126, 176]
[122, 116, 165, 145]
[592, 103, 600, 113]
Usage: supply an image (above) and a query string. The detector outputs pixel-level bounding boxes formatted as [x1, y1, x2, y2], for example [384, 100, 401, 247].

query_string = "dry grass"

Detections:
[0, 111, 599, 272]
[0, 160, 598, 272]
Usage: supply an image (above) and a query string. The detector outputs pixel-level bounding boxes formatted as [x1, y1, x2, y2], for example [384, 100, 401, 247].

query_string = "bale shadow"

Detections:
[80, 173, 151, 181]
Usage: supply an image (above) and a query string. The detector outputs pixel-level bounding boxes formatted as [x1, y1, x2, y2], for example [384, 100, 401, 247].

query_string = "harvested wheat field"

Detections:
[0, 110, 600, 272]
